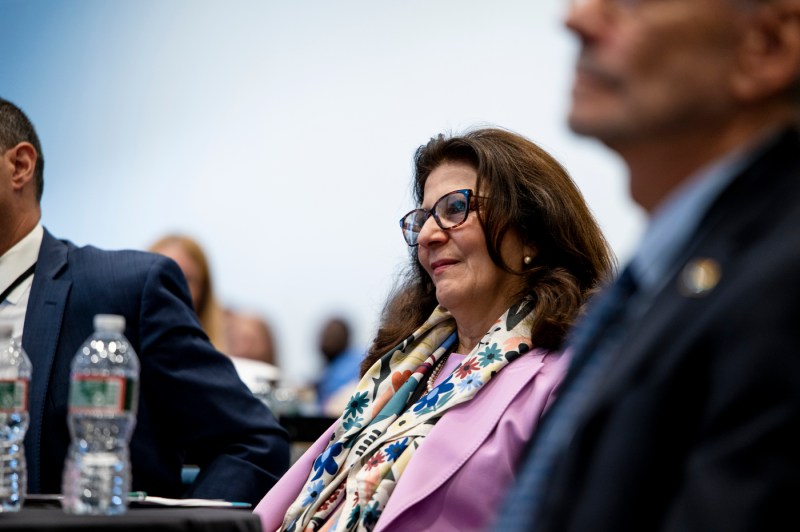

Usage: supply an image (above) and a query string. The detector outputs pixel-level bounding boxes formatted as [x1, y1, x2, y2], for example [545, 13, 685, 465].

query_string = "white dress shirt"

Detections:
[0, 223, 44, 341]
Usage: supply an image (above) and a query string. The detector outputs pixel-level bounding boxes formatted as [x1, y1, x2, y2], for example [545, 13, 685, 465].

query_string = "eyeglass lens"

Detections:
[400, 189, 471, 246]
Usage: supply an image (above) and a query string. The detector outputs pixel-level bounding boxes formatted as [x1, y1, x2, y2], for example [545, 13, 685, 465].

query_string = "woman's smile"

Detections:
[429, 258, 459, 276]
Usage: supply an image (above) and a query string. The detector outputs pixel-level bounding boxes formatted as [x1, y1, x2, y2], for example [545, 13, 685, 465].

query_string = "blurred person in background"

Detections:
[225, 309, 282, 397]
[0, 97, 289, 505]
[150, 236, 284, 395]
[254, 127, 613, 531]
[315, 316, 364, 417]
[149, 234, 229, 351]
[227, 309, 277, 366]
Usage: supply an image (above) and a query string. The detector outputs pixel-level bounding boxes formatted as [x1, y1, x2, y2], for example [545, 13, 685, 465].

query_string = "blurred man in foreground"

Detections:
[499, 0, 800, 530]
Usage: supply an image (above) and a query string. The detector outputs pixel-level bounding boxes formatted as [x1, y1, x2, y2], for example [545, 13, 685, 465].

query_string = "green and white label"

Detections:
[69, 375, 134, 414]
[0, 379, 28, 413]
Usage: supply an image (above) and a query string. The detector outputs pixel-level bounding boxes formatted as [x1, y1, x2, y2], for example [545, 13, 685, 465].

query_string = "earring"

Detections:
[523, 255, 533, 266]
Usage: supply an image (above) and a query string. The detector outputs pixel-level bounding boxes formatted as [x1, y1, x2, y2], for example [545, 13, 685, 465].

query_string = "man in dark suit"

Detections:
[497, 0, 800, 530]
[0, 97, 289, 505]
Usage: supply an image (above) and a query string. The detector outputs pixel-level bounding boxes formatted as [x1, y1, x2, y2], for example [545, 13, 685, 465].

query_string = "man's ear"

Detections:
[7, 142, 37, 191]
[732, 1, 800, 102]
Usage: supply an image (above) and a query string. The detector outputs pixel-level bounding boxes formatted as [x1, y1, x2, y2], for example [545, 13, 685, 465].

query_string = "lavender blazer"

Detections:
[255, 348, 568, 531]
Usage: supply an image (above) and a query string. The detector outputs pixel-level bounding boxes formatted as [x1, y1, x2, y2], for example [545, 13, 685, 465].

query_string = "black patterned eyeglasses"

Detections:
[399, 189, 481, 247]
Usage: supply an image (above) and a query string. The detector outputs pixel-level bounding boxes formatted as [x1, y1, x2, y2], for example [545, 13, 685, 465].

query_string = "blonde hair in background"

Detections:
[149, 234, 229, 352]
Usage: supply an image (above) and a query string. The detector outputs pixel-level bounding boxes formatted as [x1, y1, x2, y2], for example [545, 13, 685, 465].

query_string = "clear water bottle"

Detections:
[62, 314, 139, 515]
[0, 324, 31, 512]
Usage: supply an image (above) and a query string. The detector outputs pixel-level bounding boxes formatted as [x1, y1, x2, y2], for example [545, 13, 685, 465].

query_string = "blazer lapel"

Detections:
[22, 229, 71, 493]
[377, 353, 546, 529]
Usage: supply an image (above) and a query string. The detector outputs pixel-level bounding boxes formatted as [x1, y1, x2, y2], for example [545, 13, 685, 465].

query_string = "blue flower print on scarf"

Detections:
[346, 504, 361, 530]
[477, 342, 503, 367]
[301, 480, 324, 506]
[362, 500, 382, 530]
[312, 441, 344, 480]
[384, 438, 409, 461]
[457, 373, 483, 392]
[344, 391, 369, 419]
[413, 378, 454, 413]
[342, 416, 363, 431]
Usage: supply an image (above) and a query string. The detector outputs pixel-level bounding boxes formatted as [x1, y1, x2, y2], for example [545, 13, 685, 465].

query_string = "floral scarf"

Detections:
[281, 300, 536, 532]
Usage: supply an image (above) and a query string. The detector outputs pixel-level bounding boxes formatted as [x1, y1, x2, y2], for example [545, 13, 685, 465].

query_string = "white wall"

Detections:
[0, 0, 645, 383]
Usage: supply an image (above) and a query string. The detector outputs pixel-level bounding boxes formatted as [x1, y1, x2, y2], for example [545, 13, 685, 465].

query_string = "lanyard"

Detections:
[0, 263, 37, 303]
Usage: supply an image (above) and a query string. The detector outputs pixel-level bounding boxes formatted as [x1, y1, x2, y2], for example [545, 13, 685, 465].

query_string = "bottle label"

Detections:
[69, 375, 134, 414]
[0, 379, 28, 413]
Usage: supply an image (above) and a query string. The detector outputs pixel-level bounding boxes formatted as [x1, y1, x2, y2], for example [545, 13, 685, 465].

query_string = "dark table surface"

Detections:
[0, 506, 261, 532]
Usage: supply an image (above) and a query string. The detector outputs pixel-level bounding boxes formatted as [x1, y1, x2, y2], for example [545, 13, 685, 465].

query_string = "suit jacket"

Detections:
[22, 230, 290, 505]
[524, 129, 800, 531]
[255, 349, 568, 531]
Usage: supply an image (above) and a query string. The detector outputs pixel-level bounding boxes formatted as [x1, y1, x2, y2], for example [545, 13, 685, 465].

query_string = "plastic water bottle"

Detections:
[62, 314, 139, 515]
[0, 324, 31, 512]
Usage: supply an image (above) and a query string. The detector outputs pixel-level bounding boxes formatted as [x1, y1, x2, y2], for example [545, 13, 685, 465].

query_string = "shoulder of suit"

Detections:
[57, 241, 172, 285]
[64, 241, 163, 266]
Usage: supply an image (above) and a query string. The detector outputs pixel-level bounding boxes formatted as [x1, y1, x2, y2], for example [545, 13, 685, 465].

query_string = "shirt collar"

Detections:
[629, 129, 781, 292]
[0, 223, 44, 301]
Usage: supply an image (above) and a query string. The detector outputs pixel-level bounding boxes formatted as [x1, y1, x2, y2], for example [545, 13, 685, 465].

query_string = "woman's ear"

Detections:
[522, 245, 537, 267]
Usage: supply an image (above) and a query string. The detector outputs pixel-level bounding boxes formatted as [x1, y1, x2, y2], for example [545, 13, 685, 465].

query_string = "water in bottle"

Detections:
[62, 314, 139, 515]
[0, 324, 31, 513]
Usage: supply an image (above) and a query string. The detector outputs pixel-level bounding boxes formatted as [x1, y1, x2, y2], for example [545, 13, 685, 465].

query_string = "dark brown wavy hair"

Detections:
[361, 128, 614, 375]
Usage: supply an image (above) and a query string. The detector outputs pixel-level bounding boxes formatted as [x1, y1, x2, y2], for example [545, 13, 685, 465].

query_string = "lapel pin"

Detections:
[679, 258, 721, 297]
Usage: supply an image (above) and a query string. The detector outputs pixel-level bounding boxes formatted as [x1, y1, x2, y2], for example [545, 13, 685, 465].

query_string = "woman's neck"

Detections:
[449, 295, 516, 354]
[453, 314, 496, 354]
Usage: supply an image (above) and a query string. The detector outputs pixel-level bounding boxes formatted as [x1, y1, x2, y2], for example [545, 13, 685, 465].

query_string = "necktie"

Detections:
[494, 266, 639, 531]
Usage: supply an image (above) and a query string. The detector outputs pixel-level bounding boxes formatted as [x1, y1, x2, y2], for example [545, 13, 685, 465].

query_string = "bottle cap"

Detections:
[0, 324, 13, 339]
[94, 314, 126, 333]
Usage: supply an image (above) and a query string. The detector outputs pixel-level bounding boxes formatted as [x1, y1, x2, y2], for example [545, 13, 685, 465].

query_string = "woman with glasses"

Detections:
[255, 128, 613, 531]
